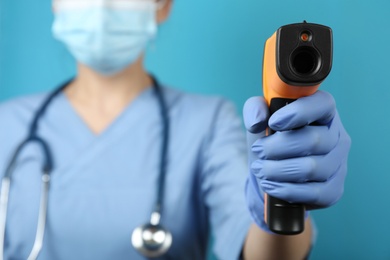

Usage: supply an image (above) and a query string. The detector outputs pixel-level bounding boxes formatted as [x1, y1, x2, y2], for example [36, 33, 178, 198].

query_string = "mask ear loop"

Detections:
[156, 0, 167, 10]
[149, 0, 167, 51]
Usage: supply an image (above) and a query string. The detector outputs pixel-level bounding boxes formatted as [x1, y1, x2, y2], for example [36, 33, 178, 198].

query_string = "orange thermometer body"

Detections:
[263, 22, 333, 235]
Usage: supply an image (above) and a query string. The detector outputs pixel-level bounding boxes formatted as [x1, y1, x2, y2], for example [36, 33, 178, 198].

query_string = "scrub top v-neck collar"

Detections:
[43, 85, 157, 179]
[56, 85, 155, 140]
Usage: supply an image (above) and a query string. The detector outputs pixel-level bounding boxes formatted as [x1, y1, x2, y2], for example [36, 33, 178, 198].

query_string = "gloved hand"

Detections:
[243, 91, 351, 232]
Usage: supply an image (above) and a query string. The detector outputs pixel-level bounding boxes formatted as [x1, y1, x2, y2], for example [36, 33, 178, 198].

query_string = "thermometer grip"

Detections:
[265, 97, 305, 235]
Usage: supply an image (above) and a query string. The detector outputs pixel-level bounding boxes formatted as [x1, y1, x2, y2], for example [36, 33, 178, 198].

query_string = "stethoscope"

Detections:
[0, 76, 172, 259]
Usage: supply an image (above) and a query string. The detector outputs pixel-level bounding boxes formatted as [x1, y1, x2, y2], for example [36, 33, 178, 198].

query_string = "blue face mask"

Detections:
[52, 0, 159, 76]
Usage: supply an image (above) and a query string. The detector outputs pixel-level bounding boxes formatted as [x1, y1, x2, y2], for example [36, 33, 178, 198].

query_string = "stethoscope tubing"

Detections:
[150, 76, 169, 216]
[27, 171, 50, 260]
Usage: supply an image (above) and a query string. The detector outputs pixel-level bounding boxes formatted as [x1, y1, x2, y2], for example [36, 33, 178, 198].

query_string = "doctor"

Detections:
[0, 0, 350, 259]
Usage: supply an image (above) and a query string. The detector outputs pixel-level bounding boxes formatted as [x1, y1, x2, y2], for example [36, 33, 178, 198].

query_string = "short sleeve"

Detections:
[0, 97, 38, 175]
[199, 99, 252, 260]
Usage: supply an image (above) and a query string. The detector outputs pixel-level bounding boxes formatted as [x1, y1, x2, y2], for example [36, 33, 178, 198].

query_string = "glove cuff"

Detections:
[246, 176, 310, 234]
[245, 177, 274, 234]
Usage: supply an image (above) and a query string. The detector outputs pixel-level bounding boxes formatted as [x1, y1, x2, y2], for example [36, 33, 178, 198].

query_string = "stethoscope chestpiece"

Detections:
[131, 212, 172, 258]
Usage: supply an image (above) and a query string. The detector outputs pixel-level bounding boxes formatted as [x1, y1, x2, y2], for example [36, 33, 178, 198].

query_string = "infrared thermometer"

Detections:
[262, 21, 333, 235]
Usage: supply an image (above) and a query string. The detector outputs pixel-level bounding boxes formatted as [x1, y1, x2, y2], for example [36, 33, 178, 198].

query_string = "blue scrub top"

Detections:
[0, 85, 252, 260]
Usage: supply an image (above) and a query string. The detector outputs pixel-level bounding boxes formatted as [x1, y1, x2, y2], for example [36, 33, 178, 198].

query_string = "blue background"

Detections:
[1, 0, 389, 259]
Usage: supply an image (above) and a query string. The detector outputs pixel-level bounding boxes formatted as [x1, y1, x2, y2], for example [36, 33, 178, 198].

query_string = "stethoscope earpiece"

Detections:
[131, 212, 172, 258]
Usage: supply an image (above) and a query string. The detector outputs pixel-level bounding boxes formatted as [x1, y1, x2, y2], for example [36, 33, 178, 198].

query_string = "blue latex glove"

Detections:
[243, 91, 351, 232]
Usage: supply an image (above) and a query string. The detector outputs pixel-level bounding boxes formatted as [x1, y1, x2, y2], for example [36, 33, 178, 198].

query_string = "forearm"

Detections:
[242, 218, 312, 260]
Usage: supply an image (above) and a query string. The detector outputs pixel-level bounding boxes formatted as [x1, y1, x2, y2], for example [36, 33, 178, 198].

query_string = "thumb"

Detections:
[243, 96, 270, 163]
[243, 96, 269, 134]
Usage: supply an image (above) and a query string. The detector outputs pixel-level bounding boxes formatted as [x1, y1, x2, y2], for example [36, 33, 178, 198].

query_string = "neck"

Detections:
[63, 58, 154, 134]
[65, 57, 152, 106]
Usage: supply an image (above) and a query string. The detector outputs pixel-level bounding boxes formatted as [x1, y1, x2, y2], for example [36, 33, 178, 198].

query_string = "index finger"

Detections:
[269, 90, 336, 131]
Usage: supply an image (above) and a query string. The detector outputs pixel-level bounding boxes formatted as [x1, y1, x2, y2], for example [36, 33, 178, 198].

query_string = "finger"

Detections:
[260, 162, 347, 207]
[251, 152, 341, 183]
[252, 114, 347, 182]
[252, 124, 338, 160]
[243, 97, 270, 164]
[269, 91, 336, 131]
[243, 96, 270, 134]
